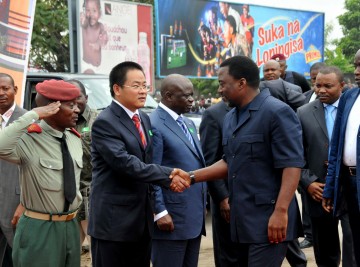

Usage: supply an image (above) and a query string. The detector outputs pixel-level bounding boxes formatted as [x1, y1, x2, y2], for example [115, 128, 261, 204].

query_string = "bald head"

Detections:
[354, 49, 360, 87]
[263, 60, 281, 80]
[161, 74, 194, 115]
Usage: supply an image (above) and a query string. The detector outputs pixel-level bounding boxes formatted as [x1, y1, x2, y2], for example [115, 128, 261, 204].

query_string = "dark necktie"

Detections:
[176, 116, 195, 148]
[58, 134, 76, 212]
[132, 114, 147, 148]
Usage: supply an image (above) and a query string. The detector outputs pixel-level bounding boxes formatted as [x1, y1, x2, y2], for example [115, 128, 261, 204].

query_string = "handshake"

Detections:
[169, 168, 192, 192]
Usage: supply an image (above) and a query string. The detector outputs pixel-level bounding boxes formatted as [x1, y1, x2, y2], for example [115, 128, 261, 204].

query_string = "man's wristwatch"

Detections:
[188, 171, 196, 185]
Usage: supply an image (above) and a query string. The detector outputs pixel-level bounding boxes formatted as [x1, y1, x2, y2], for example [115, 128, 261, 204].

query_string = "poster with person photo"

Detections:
[155, 0, 324, 79]
[77, 0, 154, 91]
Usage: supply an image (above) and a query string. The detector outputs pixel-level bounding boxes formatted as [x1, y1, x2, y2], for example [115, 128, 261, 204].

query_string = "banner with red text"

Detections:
[77, 0, 154, 90]
[155, 0, 324, 79]
[0, 0, 37, 105]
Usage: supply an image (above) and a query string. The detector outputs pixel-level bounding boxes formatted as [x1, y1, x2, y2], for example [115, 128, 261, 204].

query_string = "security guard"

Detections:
[0, 79, 83, 267]
[67, 79, 98, 254]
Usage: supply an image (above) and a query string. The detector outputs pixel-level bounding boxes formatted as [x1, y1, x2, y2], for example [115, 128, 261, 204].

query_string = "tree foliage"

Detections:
[30, 0, 69, 72]
[337, 0, 360, 60]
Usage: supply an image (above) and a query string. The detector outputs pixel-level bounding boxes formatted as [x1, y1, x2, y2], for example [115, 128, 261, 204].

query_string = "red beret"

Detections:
[36, 79, 80, 101]
[270, 53, 286, 61]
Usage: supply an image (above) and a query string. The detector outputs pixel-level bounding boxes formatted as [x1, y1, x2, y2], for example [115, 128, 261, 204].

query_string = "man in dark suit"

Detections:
[298, 66, 349, 266]
[149, 74, 207, 267]
[89, 62, 188, 267]
[172, 56, 304, 266]
[271, 53, 311, 93]
[200, 100, 240, 266]
[0, 73, 26, 267]
[323, 49, 360, 266]
[304, 62, 326, 103]
[261, 60, 305, 110]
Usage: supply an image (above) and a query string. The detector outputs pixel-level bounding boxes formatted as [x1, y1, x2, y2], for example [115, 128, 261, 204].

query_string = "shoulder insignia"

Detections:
[27, 123, 42, 133]
[69, 127, 81, 138]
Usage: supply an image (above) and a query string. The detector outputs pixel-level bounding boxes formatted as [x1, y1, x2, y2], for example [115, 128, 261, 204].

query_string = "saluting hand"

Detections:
[33, 101, 61, 119]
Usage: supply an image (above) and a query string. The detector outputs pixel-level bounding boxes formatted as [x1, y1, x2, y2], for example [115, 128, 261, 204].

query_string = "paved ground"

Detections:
[81, 192, 342, 266]
[81, 213, 317, 267]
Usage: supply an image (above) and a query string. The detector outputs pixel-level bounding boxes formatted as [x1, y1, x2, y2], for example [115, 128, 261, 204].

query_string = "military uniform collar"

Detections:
[80, 105, 91, 122]
[39, 120, 65, 138]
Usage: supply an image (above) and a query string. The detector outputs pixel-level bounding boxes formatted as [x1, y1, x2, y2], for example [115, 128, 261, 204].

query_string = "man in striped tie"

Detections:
[149, 74, 207, 267]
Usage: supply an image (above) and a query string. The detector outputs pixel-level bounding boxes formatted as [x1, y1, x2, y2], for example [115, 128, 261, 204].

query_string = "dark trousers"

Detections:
[311, 214, 340, 267]
[210, 200, 242, 267]
[299, 187, 313, 241]
[3, 244, 13, 267]
[340, 214, 357, 267]
[151, 236, 201, 267]
[91, 233, 151, 267]
[344, 175, 360, 266]
[285, 239, 307, 267]
[237, 242, 289, 267]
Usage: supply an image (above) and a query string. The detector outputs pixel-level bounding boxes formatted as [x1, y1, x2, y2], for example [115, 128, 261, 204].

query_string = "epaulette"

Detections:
[27, 123, 42, 134]
[69, 127, 81, 138]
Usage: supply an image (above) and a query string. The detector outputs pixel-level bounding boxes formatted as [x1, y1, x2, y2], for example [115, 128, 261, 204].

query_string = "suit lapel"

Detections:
[158, 108, 201, 159]
[312, 100, 328, 139]
[110, 102, 145, 150]
[7, 105, 21, 125]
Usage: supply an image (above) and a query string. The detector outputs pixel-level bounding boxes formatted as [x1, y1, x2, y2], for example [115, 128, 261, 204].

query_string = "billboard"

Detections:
[0, 0, 37, 105]
[155, 0, 324, 79]
[76, 0, 154, 91]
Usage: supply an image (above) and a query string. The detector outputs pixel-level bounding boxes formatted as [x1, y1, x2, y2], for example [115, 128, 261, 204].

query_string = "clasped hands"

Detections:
[169, 168, 191, 192]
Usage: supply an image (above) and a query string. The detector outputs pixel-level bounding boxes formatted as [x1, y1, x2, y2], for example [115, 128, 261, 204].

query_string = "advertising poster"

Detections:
[0, 0, 37, 105]
[77, 0, 154, 91]
[155, 0, 324, 79]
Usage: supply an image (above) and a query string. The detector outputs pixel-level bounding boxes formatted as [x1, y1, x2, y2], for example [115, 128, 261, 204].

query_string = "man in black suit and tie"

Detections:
[298, 66, 355, 266]
[0, 73, 26, 267]
[261, 60, 305, 111]
[200, 99, 240, 266]
[88, 62, 188, 267]
[304, 62, 326, 103]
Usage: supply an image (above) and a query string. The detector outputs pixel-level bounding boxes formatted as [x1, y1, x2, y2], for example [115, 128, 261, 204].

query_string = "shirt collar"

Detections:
[112, 99, 140, 119]
[159, 102, 181, 121]
[1, 102, 16, 125]
[39, 119, 65, 138]
[323, 98, 340, 108]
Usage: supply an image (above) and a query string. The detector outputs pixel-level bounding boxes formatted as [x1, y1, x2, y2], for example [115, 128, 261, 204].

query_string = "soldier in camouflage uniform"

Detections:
[68, 80, 99, 256]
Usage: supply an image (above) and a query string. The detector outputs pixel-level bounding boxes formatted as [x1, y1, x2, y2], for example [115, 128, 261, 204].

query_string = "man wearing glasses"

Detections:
[88, 61, 189, 267]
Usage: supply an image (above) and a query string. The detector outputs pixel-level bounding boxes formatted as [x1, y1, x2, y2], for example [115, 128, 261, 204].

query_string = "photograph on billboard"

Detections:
[77, 0, 154, 90]
[0, 0, 37, 105]
[155, 0, 324, 79]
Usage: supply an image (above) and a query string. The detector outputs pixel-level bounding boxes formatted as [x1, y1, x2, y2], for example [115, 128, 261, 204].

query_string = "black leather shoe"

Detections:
[299, 239, 313, 249]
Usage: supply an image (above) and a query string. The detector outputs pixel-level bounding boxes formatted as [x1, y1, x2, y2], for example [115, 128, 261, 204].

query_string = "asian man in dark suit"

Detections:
[149, 74, 207, 267]
[0, 73, 26, 267]
[89, 62, 188, 267]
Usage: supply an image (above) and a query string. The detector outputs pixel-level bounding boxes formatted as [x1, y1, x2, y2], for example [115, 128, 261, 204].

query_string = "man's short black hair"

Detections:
[220, 56, 260, 88]
[67, 79, 87, 96]
[0, 73, 15, 86]
[109, 61, 144, 97]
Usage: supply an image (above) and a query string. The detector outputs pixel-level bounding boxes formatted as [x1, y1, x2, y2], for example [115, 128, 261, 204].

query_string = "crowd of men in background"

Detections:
[1, 49, 360, 267]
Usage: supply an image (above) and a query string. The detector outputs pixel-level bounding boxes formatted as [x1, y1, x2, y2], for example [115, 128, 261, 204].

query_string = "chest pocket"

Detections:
[237, 134, 264, 161]
[38, 158, 63, 191]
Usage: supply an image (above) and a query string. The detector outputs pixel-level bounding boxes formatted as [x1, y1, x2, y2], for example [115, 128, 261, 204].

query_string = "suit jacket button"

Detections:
[271, 200, 275, 204]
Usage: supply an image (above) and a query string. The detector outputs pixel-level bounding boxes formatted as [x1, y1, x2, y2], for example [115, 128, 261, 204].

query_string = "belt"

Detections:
[24, 210, 78, 222]
[345, 166, 357, 176]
